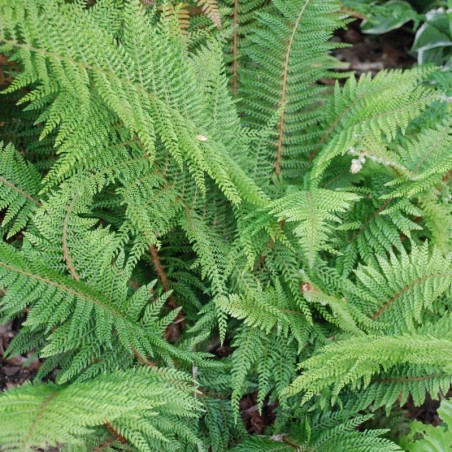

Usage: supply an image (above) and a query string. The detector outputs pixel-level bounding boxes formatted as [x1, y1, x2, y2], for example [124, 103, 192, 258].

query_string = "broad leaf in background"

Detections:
[412, 7, 452, 65]
[361, 0, 420, 34]
[400, 399, 452, 451]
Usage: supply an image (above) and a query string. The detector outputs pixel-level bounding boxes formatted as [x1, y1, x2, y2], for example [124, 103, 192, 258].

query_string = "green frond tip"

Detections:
[270, 188, 360, 268]
[0, 368, 202, 451]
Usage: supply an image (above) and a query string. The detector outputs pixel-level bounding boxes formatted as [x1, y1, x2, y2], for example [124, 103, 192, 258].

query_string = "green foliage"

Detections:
[0, 141, 41, 238]
[238, 0, 346, 180]
[0, 368, 202, 451]
[0, 0, 450, 450]
[343, 0, 452, 66]
[412, 7, 452, 66]
[400, 399, 452, 451]
[232, 412, 402, 451]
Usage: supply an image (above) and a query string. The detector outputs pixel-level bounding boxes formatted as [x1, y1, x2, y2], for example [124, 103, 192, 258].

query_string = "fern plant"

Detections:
[0, 0, 450, 450]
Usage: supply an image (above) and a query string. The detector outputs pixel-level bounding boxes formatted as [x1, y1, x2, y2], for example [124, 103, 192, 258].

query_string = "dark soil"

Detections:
[333, 20, 417, 75]
[0, 318, 40, 391]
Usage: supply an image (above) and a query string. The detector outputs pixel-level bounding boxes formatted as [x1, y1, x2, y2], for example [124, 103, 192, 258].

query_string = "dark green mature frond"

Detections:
[0, 367, 202, 451]
[333, 176, 425, 276]
[232, 436, 293, 451]
[219, 281, 310, 344]
[354, 365, 452, 414]
[229, 325, 299, 418]
[286, 318, 452, 405]
[232, 412, 401, 451]
[0, 242, 202, 364]
[239, 0, 346, 179]
[201, 397, 246, 452]
[346, 243, 451, 333]
[24, 177, 124, 283]
[0, 141, 41, 238]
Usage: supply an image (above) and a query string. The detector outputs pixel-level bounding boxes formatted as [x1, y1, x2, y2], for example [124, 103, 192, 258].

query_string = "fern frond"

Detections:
[0, 368, 201, 451]
[333, 175, 425, 275]
[346, 243, 451, 333]
[0, 142, 41, 238]
[384, 118, 452, 198]
[0, 242, 201, 364]
[311, 67, 438, 181]
[0, 0, 450, 449]
[198, 0, 222, 29]
[270, 188, 360, 268]
[286, 319, 452, 404]
[354, 365, 452, 414]
[239, 0, 345, 179]
[160, 3, 191, 34]
[0, 0, 255, 205]
[232, 412, 401, 451]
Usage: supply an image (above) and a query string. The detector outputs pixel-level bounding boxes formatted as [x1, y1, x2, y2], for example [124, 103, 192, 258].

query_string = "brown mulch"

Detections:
[333, 20, 416, 75]
[0, 319, 40, 392]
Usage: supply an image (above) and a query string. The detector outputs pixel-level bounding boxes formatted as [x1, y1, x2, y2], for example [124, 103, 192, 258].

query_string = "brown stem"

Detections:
[347, 198, 392, 244]
[0, 176, 41, 207]
[149, 244, 178, 309]
[62, 194, 81, 281]
[254, 238, 275, 271]
[22, 392, 57, 447]
[93, 435, 118, 452]
[275, 0, 312, 176]
[105, 422, 127, 445]
[132, 348, 157, 367]
[372, 373, 449, 384]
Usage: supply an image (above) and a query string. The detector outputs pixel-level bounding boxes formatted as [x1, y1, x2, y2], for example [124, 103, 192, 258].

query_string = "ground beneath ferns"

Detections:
[0, 17, 447, 445]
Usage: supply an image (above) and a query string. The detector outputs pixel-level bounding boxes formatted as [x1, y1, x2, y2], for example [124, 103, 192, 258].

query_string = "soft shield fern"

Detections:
[0, 0, 450, 450]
